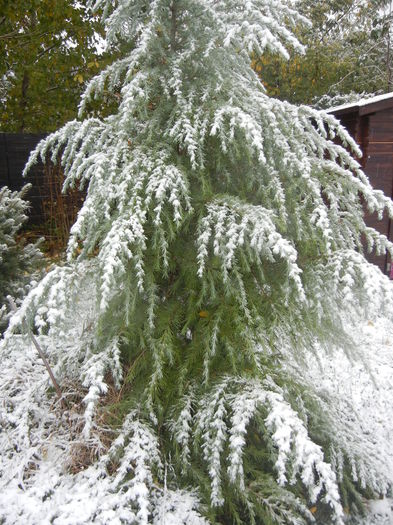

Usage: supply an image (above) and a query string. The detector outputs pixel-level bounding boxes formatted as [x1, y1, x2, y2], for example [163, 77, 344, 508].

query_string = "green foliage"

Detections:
[0, 185, 42, 330]
[253, 0, 393, 104]
[3, 1, 393, 524]
[0, 0, 107, 132]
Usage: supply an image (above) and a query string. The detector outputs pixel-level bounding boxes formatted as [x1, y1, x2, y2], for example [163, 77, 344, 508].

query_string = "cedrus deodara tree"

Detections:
[2, 1, 393, 524]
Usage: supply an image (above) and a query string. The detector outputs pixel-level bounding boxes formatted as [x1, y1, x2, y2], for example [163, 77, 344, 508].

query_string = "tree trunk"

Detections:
[19, 69, 29, 132]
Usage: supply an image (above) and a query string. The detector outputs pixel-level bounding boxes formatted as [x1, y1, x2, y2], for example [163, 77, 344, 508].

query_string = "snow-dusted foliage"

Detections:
[313, 91, 380, 111]
[0, 342, 206, 524]
[2, 0, 393, 523]
[184, 377, 343, 521]
[0, 185, 42, 330]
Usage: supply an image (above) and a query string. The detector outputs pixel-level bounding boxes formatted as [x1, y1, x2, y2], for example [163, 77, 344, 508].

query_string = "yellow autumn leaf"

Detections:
[74, 74, 84, 84]
[199, 310, 209, 318]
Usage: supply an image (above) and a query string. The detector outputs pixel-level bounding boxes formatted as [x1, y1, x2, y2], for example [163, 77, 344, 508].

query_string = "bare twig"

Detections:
[387, 2, 392, 91]
[170, 1, 177, 52]
[8, 297, 64, 404]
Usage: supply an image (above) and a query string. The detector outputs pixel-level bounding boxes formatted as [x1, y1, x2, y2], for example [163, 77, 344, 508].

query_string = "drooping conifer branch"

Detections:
[2, 2, 393, 524]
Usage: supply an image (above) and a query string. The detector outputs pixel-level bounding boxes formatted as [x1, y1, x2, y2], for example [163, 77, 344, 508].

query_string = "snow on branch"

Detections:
[177, 377, 345, 523]
[197, 197, 305, 300]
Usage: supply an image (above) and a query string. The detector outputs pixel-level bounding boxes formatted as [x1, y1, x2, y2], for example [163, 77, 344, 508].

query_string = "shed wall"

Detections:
[334, 108, 393, 273]
[363, 109, 393, 272]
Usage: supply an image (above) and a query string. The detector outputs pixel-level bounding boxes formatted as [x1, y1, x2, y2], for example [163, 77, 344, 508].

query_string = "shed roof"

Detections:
[326, 92, 393, 117]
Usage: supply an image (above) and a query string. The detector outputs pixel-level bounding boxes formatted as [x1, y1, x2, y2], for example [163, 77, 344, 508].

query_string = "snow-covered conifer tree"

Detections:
[0, 185, 42, 331]
[2, 1, 393, 524]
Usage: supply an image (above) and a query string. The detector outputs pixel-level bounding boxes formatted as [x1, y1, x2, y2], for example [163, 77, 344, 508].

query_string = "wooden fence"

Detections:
[0, 133, 47, 223]
[0, 133, 83, 250]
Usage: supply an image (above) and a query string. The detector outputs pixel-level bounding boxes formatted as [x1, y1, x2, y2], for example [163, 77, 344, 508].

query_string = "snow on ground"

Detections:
[298, 317, 393, 524]
[363, 498, 393, 524]
[0, 317, 393, 524]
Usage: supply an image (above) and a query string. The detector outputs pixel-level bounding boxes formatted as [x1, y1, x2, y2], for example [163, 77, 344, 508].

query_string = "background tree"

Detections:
[253, 0, 393, 105]
[1, 1, 393, 524]
[0, 0, 105, 132]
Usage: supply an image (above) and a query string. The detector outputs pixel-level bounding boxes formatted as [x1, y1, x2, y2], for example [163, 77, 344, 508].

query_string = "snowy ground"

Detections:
[365, 498, 393, 524]
[309, 317, 393, 524]
[0, 316, 393, 524]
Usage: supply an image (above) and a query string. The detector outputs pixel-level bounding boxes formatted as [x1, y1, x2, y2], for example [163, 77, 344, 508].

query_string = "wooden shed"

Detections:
[328, 93, 393, 274]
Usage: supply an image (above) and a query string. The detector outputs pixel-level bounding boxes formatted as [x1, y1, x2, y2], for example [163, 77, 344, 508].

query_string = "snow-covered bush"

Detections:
[1, 1, 393, 524]
[0, 185, 42, 330]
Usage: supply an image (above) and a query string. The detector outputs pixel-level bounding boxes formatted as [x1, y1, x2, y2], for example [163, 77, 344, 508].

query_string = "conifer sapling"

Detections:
[0, 185, 42, 331]
[1, 1, 393, 524]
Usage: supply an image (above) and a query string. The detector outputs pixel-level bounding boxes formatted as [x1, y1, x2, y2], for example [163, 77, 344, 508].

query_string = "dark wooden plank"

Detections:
[367, 142, 393, 154]
[359, 97, 393, 116]
[365, 176, 393, 197]
[365, 155, 393, 168]
[331, 105, 393, 273]
[368, 107, 393, 123]
[0, 134, 10, 186]
[0, 133, 48, 224]
[329, 106, 359, 118]
[339, 114, 359, 138]
[368, 109, 393, 142]
[3, 133, 46, 191]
